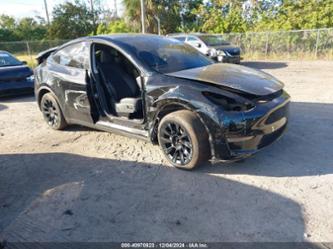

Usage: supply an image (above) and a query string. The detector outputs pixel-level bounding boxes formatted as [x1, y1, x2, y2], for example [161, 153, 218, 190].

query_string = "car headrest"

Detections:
[100, 50, 114, 64]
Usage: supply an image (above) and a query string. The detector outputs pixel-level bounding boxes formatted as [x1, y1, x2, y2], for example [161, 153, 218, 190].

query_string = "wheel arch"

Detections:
[37, 87, 51, 109]
[36, 86, 64, 115]
[150, 100, 214, 160]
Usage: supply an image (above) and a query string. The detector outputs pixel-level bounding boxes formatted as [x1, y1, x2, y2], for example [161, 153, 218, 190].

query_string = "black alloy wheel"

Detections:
[158, 110, 210, 169]
[159, 122, 193, 165]
[41, 93, 67, 130]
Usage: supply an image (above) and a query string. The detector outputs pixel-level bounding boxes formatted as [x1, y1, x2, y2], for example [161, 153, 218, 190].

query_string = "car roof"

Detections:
[57, 33, 171, 51]
[0, 50, 15, 57]
[167, 33, 188, 37]
[61, 33, 162, 44]
[55, 34, 204, 75]
[0, 50, 11, 54]
[93, 33, 161, 40]
[168, 33, 221, 37]
[55, 34, 173, 75]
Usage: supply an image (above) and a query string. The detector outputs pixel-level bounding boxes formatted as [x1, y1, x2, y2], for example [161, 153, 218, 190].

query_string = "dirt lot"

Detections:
[0, 61, 333, 242]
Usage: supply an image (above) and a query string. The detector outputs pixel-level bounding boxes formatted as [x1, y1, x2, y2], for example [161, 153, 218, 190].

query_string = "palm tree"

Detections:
[122, 0, 181, 34]
[122, 0, 141, 32]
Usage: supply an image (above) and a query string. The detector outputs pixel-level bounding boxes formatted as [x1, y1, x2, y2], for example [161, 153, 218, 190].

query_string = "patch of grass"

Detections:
[242, 50, 333, 61]
[15, 54, 37, 68]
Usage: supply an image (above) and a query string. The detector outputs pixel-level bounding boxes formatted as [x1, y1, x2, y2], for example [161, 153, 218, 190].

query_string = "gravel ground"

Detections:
[0, 60, 333, 242]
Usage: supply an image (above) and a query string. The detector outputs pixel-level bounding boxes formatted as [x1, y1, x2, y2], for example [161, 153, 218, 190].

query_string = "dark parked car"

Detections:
[0, 51, 34, 97]
[35, 34, 290, 169]
[169, 33, 241, 64]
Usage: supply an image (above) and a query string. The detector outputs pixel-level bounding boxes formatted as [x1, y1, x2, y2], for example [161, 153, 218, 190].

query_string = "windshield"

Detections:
[115, 36, 213, 74]
[0, 52, 22, 67]
[199, 35, 230, 46]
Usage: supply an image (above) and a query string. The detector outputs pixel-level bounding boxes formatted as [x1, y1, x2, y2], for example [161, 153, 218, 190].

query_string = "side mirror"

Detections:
[196, 43, 202, 48]
[21, 61, 27, 65]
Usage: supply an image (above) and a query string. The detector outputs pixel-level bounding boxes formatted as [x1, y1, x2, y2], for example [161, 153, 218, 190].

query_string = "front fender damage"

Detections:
[146, 84, 231, 161]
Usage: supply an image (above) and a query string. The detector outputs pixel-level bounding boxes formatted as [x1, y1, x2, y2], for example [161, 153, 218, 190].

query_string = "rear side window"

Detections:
[173, 36, 186, 42]
[52, 42, 90, 69]
[187, 36, 199, 42]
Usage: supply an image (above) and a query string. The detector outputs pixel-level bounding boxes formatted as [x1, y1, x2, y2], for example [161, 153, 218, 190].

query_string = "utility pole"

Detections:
[154, 15, 160, 35]
[114, 0, 118, 18]
[140, 0, 145, 33]
[90, 0, 95, 28]
[43, 0, 50, 26]
[180, 0, 184, 31]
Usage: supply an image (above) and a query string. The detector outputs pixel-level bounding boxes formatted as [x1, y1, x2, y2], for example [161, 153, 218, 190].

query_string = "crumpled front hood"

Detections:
[166, 63, 284, 96]
[0, 65, 32, 81]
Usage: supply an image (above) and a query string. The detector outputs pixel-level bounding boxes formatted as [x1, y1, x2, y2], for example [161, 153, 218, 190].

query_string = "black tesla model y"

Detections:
[35, 34, 290, 169]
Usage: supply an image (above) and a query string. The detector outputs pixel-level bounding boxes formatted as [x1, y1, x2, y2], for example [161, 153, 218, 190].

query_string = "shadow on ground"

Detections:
[242, 61, 288, 69]
[64, 125, 98, 132]
[0, 153, 305, 242]
[0, 94, 34, 104]
[41, 101, 333, 178]
[0, 104, 7, 111]
[201, 102, 333, 177]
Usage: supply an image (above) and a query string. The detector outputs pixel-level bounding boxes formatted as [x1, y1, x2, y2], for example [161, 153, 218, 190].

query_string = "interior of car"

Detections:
[91, 43, 143, 120]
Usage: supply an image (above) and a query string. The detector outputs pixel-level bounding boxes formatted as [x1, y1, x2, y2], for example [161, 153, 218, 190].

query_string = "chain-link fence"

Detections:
[224, 28, 333, 60]
[0, 40, 69, 68]
[0, 28, 332, 68]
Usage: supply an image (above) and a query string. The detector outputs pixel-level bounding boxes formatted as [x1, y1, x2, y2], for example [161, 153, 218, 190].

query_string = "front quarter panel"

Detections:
[145, 74, 233, 160]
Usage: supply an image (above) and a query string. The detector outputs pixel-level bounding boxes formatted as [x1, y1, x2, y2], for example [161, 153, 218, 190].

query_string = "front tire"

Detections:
[40, 93, 67, 130]
[158, 110, 210, 169]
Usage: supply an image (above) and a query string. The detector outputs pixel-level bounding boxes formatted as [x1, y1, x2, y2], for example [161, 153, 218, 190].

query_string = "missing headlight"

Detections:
[203, 91, 254, 111]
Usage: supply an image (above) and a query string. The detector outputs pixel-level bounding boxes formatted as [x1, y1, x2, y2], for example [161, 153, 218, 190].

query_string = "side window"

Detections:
[94, 43, 140, 79]
[187, 36, 198, 42]
[53, 42, 90, 69]
[174, 36, 186, 42]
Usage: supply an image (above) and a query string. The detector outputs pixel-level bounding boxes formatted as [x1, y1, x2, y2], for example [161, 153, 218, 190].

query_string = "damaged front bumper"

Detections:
[212, 91, 290, 162]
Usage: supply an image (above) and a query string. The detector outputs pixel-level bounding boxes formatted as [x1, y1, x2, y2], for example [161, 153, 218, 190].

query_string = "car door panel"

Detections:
[48, 42, 96, 124]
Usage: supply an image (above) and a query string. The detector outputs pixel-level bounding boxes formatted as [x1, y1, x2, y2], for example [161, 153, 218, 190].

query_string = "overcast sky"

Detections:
[0, 0, 124, 19]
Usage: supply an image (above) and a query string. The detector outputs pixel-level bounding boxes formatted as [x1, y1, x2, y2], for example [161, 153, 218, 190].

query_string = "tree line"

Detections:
[0, 0, 332, 42]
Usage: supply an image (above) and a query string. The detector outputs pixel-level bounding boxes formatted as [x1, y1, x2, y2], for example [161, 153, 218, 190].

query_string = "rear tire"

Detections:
[158, 110, 210, 169]
[40, 93, 67, 130]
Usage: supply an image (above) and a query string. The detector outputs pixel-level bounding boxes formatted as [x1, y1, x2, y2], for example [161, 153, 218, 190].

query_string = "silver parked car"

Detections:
[168, 33, 241, 64]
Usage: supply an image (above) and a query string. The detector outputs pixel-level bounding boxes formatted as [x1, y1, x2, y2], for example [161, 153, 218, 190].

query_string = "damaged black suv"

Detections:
[35, 34, 290, 169]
